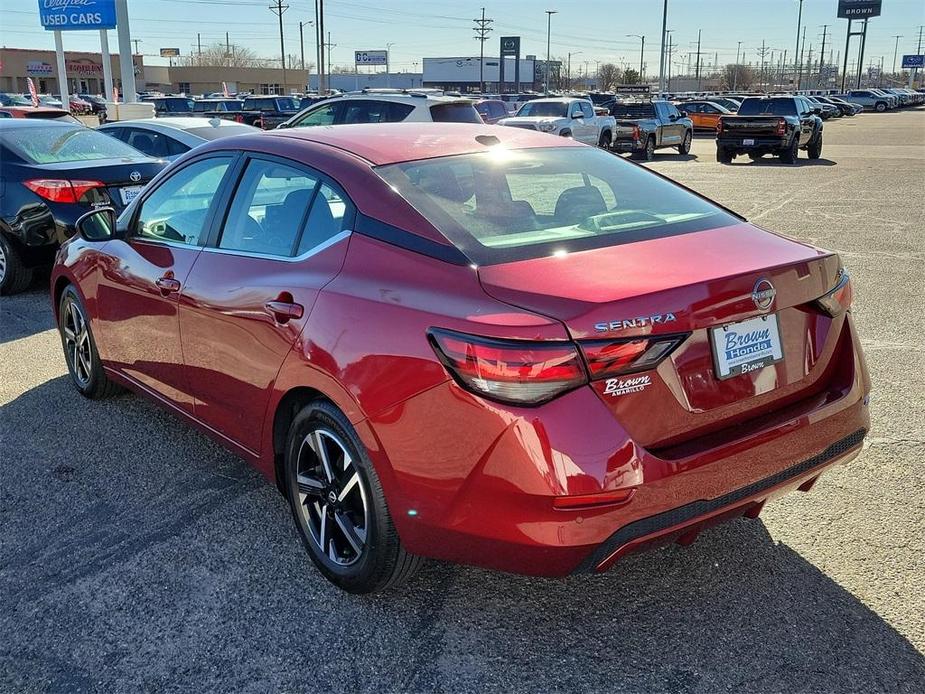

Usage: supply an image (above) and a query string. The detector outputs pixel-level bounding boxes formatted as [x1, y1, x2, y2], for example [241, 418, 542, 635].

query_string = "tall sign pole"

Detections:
[657, 0, 668, 94]
[53, 30, 69, 109]
[99, 29, 114, 100]
[115, 0, 136, 101]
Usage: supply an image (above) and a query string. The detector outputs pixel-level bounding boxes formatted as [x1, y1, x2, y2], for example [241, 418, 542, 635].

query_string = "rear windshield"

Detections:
[515, 101, 567, 118]
[1, 125, 149, 163]
[192, 100, 241, 112]
[163, 99, 194, 112]
[375, 146, 738, 265]
[429, 103, 482, 123]
[737, 98, 797, 116]
[185, 124, 257, 139]
[609, 102, 656, 118]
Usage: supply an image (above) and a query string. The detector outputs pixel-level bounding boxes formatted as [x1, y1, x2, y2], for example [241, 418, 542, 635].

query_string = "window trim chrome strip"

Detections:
[198, 229, 352, 262]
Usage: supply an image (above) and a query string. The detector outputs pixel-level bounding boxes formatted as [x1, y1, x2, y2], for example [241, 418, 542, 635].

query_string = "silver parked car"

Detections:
[98, 117, 260, 160]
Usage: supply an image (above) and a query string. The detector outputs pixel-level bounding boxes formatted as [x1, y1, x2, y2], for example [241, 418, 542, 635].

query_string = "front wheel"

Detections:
[677, 130, 692, 155]
[285, 400, 422, 593]
[58, 285, 121, 399]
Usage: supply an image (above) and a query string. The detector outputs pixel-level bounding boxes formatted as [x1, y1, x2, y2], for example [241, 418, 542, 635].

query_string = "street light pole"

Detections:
[794, 0, 803, 89]
[658, 0, 669, 94]
[567, 51, 582, 89]
[386, 42, 395, 88]
[734, 40, 742, 90]
[892, 35, 903, 74]
[627, 35, 645, 80]
[545, 10, 557, 93]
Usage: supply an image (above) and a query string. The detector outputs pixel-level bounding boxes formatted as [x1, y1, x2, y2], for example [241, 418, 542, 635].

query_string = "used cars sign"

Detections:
[837, 0, 882, 19]
[38, 0, 117, 31]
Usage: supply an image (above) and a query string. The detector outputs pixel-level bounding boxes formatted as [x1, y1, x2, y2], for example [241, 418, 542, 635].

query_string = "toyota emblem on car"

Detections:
[129, 170, 142, 182]
[752, 278, 776, 310]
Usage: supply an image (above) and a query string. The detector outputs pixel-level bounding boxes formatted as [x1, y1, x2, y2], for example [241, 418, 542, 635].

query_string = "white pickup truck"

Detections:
[498, 97, 616, 148]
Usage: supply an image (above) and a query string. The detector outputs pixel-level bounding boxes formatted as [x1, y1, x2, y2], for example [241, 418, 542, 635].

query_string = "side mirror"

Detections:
[669, 113, 678, 121]
[811, 108, 822, 115]
[75, 207, 117, 242]
[679, 110, 688, 117]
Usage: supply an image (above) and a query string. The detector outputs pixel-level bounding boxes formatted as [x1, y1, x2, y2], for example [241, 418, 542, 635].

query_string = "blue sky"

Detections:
[3, 0, 923, 73]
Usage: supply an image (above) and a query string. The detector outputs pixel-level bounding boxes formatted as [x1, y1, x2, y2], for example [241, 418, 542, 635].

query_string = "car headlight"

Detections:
[537, 122, 557, 132]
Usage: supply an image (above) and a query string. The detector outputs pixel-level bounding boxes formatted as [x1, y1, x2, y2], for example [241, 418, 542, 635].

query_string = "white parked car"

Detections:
[277, 90, 482, 129]
[497, 97, 616, 147]
[98, 117, 260, 160]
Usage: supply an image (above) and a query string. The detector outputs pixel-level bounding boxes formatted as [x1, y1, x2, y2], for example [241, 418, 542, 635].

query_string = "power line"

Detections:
[268, 0, 289, 91]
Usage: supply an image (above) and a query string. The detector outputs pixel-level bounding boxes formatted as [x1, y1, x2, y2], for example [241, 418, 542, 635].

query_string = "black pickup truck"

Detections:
[190, 98, 245, 121]
[610, 100, 693, 161]
[715, 96, 823, 164]
[237, 96, 301, 129]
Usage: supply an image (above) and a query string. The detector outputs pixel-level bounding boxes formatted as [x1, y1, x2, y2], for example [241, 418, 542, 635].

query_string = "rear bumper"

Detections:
[371, 313, 871, 577]
[613, 138, 645, 152]
[717, 135, 789, 151]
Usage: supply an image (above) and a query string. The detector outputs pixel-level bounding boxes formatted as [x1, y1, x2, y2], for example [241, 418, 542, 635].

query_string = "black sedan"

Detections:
[0, 120, 167, 294]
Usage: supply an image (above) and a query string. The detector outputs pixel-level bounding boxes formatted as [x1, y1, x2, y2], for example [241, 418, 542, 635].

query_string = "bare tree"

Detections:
[596, 63, 622, 91]
[722, 64, 756, 90]
[179, 42, 271, 68]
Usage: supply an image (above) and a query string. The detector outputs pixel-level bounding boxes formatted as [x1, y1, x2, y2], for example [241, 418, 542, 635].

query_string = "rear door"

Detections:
[178, 153, 355, 454]
[95, 154, 235, 412]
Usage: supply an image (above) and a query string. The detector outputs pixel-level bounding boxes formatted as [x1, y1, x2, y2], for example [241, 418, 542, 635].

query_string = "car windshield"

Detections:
[375, 146, 738, 265]
[737, 98, 797, 116]
[1, 125, 150, 163]
[185, 124, 257, 139]
[516, 102, 568, 118]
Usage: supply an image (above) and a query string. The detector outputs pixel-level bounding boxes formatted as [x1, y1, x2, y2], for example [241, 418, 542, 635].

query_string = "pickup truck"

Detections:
[609, 100, 693, 160]
[715, 96, 823, 164]
[498, 98, 616, 148]
[237, 96, 301, 129]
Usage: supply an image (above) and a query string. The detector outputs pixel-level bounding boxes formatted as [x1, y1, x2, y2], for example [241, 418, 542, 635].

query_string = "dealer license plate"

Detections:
[710, 314, 783, 379]
[120, 185, 143, 205]
[742, 138, 755, 146]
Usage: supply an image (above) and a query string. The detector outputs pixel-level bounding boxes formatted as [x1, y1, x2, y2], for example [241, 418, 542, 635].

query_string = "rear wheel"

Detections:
[58, 285, 121, 399]
[716, 145, 733, 164]
[284, 400, 422, 593]
[807, 132, 823, 160]
[598, 130, 612, 149]
[779, 135, 799, 164]
[632, 136, 655, 161]
[677, 130, 692, 155]
[0, 234, 34, 296]
[874, 101, 887, 112]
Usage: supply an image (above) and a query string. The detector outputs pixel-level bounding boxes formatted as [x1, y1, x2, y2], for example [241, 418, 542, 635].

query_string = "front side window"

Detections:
[219, 159, 318, 256]
[581, 102, 594, 119]
[134, 157, 232, 246]
[375, 146, 738, 265]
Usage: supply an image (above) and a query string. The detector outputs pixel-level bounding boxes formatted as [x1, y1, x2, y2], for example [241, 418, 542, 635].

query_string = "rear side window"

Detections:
[429, 103, 481, 123]
[296, 183, 353, 254]
[220, 159, 319, 256]
[340, 100, 414, 124]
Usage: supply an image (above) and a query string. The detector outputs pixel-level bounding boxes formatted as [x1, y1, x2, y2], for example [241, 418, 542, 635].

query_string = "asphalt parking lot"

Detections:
[2, 109, 924, 693]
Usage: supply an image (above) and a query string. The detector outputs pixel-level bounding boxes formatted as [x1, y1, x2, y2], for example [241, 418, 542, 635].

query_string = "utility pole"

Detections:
[733, 40, 742, 90]
[131, 38, 140, 54]
[820, 25, 828, 81]
[473, 8, 493, 93]
[797, 25, 806, 89]
[627, 35, 644, 80]
[657, 0, 669, 94]
[666, 30, 674, 91]
[197, 33, 202, 63]
[695, 29, 702, 90]
[806, 44, 813, 88]
[892, 35, 902, 75]
[299, 21, 312, 72]
[317, 0, 325, 93]
[914, 26, 924, 87]
[794, 0, 804, 86]
[567, 51, 582, 88]
[758, 39, 769, 88]
[544, 10, 557, 93]
[269, 0, 289, 94]
[326, 31, 335, 78]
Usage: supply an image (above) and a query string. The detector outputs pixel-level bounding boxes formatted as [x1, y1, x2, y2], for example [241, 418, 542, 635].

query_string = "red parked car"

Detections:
[53, 123, 870, 593]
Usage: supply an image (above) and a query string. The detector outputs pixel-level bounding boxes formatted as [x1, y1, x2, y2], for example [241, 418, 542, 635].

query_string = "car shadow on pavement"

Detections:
[741, 157, 838, 167]
[1, 377, 923, 693]
[0, 282, 54, 346]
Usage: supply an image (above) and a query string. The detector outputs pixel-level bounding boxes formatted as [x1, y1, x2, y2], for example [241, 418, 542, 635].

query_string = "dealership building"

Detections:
[0, 47, 144, 95]
[422, 56, 539, 92]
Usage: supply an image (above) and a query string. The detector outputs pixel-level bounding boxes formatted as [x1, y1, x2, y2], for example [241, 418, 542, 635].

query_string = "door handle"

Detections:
[264, 299, 304, 323]
[155, 276, 181, 295]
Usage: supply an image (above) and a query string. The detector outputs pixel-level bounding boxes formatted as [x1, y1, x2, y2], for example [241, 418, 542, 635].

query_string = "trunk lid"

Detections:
[478, 223, 845, 447]
[22, 158, 166, 210]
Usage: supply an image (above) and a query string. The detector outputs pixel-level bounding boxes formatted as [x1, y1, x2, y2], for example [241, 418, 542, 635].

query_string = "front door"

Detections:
[179, 155, 355, 454]
[96, 155, 235, 412]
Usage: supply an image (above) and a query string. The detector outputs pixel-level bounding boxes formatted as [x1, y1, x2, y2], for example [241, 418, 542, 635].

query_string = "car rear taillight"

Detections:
[632, 125, 641, 141]
[234, 113, 244, 123]
[814, 269, 852, 317]
[428, 328, 587, 406]
[23, 179, 105, 204]
[579, 335, 686, 380]
[775, 117, 787, 136]
[716, 117, 724, 135]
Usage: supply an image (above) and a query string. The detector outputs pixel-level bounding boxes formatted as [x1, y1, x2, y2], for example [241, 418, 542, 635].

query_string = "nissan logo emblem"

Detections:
[752, 278, 776, 311]
[129, 171, 142, 183]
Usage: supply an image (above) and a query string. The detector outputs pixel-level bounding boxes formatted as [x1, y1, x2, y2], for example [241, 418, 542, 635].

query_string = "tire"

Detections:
[284, 400, 422, 593]
[58, 285, 121, 399]
[598, 130, 612, 149]
[0, 234, 34, 296]
[748, 152, 763, 161]
[677, 130, 692, 155]
[716, 145, 733, 164]
[875, 101, 887, 112]
[779, 135, 799, 164]
[807, 131, 823, 160]
[631, 137, 655, 161]
[559, 129, 572, 138]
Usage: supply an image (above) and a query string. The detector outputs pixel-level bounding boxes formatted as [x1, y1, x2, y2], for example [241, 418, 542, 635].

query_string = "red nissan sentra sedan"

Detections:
[52, 123, 869, 593]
